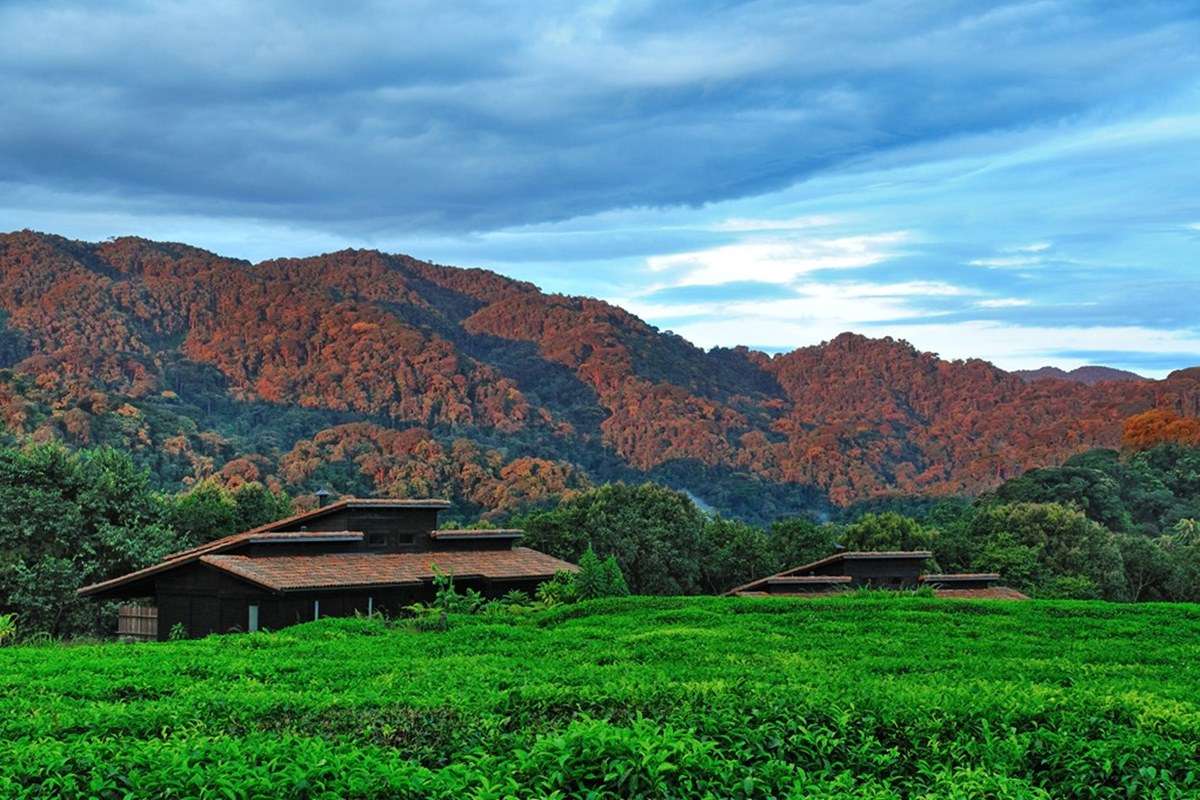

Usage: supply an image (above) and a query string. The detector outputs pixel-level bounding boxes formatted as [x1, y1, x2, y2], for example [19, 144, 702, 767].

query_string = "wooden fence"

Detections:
[117, 605, 158, 641]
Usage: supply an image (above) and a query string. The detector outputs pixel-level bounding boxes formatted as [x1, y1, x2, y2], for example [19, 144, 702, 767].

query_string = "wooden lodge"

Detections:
[79, 497, 578, 640]
[726, 550, 1025, 599]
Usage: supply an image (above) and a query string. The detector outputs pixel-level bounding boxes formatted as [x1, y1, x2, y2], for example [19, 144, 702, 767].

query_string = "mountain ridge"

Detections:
[2, 229, 1198, 521]
[1012, 365, 1145, 385]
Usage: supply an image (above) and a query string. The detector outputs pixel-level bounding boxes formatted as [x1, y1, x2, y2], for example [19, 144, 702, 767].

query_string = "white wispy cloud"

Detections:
[710, 215, 839, 232]
[969, 241, 1054, 269]
[622, 279, 973, 343]
[646, 231, 911, 285]
[968, 255, 1042, 268]
[976, 298, 1031, 308]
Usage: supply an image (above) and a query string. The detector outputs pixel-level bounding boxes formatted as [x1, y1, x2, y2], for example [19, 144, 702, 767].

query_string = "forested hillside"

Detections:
[2, 230, 1199, 521]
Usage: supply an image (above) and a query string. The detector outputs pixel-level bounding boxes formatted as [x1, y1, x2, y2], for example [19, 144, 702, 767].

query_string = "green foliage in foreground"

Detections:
[0, 441, 291, 638]
[1, 595, 1198, 799]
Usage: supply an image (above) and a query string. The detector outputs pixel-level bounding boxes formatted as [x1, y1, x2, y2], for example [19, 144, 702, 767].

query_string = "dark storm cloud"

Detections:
[3, 0, 1198, 233]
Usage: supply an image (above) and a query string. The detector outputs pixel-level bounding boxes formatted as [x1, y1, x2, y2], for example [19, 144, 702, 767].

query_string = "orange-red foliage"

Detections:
[1122, 408, 1200, 450]
[4, 230, 1200, 507]
[278, 423, 585, 515]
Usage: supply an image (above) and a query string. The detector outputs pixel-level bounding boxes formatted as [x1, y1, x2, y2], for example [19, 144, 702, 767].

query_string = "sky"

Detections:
[2, 1, 1199, 376]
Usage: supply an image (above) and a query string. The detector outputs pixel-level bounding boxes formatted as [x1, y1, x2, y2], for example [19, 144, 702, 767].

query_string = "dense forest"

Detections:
[3, 230, 1200, 524]
[515, 439, 1200, 603]
[3, 427, 1198, 639]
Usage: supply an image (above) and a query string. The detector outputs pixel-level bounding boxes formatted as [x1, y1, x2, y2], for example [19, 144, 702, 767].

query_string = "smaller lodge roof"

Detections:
[725, 550, 1024, 600]
[200, 548, 577, 593]
[766, 576, 853, 585]
[429, 529, 524, 541]
[919, 573, 1001, 583]
[931, 586, 1029, 600]
[727, 550, 934, 595]
[777, 550, 934, 577]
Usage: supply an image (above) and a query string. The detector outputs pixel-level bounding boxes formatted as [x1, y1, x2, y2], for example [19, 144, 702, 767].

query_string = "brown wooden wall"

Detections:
[117, 605, 158, 640]
[293, 507, 442, 552]
[152, 562, 545, 640]
[806, 557, 927, 588]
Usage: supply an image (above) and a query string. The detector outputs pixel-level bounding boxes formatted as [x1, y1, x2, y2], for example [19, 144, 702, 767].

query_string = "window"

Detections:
[396, 533, 414, 544]
[367, 533, 387, 547]
[367, 596, 374, 616]
[313, 600, 320, 621]
[248, 604, 259, 633]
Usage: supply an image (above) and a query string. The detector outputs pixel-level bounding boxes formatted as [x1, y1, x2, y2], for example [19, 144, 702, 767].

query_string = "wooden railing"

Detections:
[117, 605, 158, 641]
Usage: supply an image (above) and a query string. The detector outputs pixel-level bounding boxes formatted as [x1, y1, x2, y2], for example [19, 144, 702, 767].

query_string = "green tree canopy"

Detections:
[519, 482, 708, 595]
[841, 512, 935, 553]
[165, 479, 292, 548]
[1115, 533, 1176, 602]
[0, 443, 179, 636]
[968, 502, 1127, 599]
[700, 516, 776, 594]
[988, 465, 1133, 532]
[767, 517, 839, 571]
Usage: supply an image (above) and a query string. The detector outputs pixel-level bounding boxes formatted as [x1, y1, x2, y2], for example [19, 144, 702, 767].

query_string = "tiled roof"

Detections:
[725, 550, 935, 595]
[77, 530, 368, 597]
[766, 576, 853, 585]
[778, 550, 934, 577]
[430, 528, 523, 540]
[163, 497, 449, 560]
[200, 547, 578, 592]
[79, 496, 450, 597]
[933, 586, 1029, 600]
[247, 532, 364, 544]
[919, 573, 1001, 583]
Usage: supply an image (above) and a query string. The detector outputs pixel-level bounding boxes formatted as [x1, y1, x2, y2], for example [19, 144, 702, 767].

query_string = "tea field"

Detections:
[1, 595, 1199, 799]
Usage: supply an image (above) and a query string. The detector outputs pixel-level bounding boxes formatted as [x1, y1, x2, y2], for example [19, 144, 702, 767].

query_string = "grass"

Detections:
[1, 594, 1199, 798]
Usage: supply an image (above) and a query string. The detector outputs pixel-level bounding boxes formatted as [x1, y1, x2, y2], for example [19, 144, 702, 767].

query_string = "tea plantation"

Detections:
[2, 595, 1198, 799]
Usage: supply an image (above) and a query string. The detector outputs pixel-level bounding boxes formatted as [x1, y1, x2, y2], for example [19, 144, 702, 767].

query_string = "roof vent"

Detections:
[315, 488, 332, 508]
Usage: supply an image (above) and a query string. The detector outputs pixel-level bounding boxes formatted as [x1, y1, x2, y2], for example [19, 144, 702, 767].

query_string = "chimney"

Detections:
[315, 488, 331, 508]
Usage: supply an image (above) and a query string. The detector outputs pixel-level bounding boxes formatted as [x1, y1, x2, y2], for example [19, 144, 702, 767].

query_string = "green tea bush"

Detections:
[1, 595, 1197, 798]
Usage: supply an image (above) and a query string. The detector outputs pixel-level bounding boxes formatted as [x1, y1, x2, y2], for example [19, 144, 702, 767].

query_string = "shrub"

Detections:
[573, 546, 631, 600]
[1037, 575, 1101, 600]
[535, 571, 579, 606]
[431, 569, 485, 614]
[0, 613, 15, 646]
[600, 555, 629, 597]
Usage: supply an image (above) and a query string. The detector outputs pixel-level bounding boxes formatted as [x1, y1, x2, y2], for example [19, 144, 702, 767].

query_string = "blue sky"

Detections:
[2, 1, 1199, 376]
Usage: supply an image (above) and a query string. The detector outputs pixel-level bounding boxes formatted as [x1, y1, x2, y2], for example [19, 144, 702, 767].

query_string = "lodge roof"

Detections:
[199, 547, 578, 593]
[777, 550, 934, 577]
[919, 573, 1001, 582]
[161, 497, 450, 561]
[78, 530, 370, 597]
[766, 576, 853, 585]
[78, 496, 451, 598]
[929, 586, 1029, 600]
[429, 529, 524, 541]
[725, 550, 935, 595]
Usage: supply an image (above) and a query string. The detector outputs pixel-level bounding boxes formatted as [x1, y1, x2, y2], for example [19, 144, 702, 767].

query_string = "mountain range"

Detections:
[2, 230, 1198, 522]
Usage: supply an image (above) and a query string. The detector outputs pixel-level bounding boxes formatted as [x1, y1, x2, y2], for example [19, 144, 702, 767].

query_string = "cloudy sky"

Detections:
[3, 1, 1199, 375]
